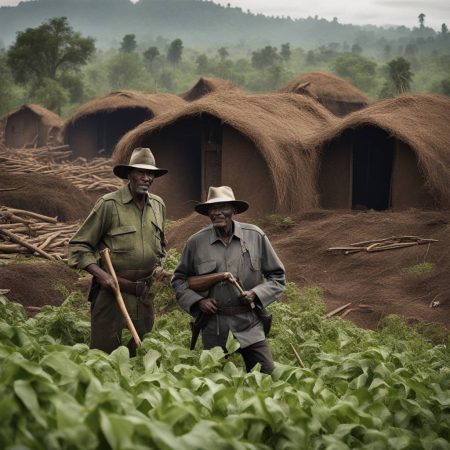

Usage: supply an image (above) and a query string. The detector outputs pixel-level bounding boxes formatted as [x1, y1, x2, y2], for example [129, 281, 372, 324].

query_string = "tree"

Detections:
[441, 23, 449, 35]
[251, 46, 280, 69]
[6, 17, 94, 113]
[0, 51, 22, 115]
[196, 54, 209, 74]
[143, 46, 160, 71]
[387, 57, 413, 94]
[218, 47, 229, 61]
[351, 43, 362, 55]
[120, 34, 137, 53]
[107, 53, 144, 89]
[333, 54, 377, 91]
[167, 39, 183, 64]
[7, 17, 95, 85]
[418, 13, 426, 29]
[280, 43, 291, 61]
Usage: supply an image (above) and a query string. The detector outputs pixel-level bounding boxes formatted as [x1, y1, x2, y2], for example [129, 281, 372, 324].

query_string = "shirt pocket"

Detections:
[195, 260, 217, 275]
[107, 225, 137, 253]
[151, 221, 166, 257]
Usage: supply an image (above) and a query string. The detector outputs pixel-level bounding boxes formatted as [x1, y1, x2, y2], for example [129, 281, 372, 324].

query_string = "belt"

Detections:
[117, 269, 154, 282]
[217, 305, 253, 316]
[116, 269, 154, 296]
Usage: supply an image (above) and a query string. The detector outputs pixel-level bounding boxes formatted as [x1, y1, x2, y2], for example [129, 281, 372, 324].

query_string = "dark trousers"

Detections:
[239, 339, 275, 374]
[90, 289, 154, 356]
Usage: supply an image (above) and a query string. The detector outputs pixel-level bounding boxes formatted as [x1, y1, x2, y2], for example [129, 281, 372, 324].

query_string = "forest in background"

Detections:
[0, 3, 449, 117]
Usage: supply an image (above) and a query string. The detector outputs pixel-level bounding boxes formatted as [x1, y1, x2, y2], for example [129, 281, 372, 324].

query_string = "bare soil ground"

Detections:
[167, 210, 450, 330]
[0, 173, 98, 222]
[0, 260, 80, 312]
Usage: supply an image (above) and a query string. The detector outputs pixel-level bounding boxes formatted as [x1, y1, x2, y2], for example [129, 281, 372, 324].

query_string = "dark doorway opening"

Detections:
[352, 127, 395, 210]
[97, 108, 152, 156]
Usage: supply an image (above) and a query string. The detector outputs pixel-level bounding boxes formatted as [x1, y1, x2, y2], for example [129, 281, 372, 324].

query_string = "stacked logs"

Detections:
[0, 147, 123, 193]
[0, 206, 79, 261]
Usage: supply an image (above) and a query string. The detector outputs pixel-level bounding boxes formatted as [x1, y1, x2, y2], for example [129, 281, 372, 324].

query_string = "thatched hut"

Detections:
[313, 94, 450, 211]
[63, 91, 186, 159]
[181, 77, 241, 101]
[114, 92, 335, 219]
[2, 104, 63, 149]
[278, 72, 369, 117]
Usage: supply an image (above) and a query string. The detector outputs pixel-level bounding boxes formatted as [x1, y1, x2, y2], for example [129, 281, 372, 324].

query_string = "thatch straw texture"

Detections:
[114, 92, 336, 211]
[311, 93, 450, 207]
[64, 90, 186, 127]
[1, 103, 63, 129]
[279, 72, 369, 116]
[181, 77, 241, 101]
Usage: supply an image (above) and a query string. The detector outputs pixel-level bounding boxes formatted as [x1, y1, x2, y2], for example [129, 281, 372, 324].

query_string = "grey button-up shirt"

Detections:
[171, 220, 285, 348]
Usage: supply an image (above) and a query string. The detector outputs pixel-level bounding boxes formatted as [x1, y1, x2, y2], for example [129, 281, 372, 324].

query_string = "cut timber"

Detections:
[0, 228, 57, 261]
[290, 342, 305, 368]
[323, 302, 352, 318]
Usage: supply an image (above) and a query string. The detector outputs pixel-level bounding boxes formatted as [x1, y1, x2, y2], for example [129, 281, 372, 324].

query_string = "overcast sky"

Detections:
[0, 0, 448, 29]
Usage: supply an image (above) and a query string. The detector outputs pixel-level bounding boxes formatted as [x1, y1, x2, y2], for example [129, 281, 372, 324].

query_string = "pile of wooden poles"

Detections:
[0, 206, 79, 261]
[0, 146, 123, 193]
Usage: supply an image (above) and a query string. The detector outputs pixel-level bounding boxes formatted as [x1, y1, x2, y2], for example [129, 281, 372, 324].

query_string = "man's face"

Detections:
[208, 202, 235, 230]
[128, 168, 155, 196]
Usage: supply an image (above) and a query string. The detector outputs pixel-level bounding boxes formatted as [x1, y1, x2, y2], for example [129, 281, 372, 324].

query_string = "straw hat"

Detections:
[194, 186, 249, 216]
[113, 147, 168, 179]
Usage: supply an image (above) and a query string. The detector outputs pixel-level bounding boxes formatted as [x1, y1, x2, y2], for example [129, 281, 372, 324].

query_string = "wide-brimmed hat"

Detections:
[194, 186, 249, 216]
[113, 147, 168, 179]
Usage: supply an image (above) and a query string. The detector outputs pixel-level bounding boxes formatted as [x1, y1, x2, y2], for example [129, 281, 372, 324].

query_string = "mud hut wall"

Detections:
[390, 140, 435, 209]
[221, 125, 277, 216]
[5, 109, 39, 148]
[319, 138, 353, 209]
[319, 128, 437, 210]
[144, 119, 202, 219]
[66, 118, 99, 159]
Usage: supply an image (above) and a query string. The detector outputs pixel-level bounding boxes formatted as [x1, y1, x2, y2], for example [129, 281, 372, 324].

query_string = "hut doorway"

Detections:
[320, 126, 434, 210]
[351, 127, 395, 210]
[67, 108, 152, 159]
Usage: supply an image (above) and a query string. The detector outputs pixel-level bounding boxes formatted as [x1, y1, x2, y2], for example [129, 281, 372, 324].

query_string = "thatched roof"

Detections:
[64, 90, 186, 127]
[181, 77, 241, 101]
[311, 93, 450, 207]
[279, 72, 370, 105]
[1, 103, 63, 128]
[114, 91, 336, 211]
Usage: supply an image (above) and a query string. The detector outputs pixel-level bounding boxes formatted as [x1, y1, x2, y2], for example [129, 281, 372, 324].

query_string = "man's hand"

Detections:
[86, 263, 116, 292]
[239, 290, 256, 305]
[198, 298, 218, 315]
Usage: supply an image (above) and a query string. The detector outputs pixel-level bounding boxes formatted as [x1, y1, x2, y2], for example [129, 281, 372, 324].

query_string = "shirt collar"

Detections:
[120, 184, 151, 205]
[209, 220, 242, 244]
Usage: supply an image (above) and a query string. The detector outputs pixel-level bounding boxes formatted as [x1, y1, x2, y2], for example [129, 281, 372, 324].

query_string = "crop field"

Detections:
[0, 283, 449, 450]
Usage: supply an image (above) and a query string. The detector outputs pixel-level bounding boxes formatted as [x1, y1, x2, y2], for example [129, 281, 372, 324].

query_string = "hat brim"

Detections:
[113, 164, 168, 179]
[194, 199, 249, 216]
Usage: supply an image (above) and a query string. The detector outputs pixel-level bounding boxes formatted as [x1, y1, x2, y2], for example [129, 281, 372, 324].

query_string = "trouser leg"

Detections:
[126, 298, 154, 356]
[90, 290, 122, 353]
[240, 339, 275, 374]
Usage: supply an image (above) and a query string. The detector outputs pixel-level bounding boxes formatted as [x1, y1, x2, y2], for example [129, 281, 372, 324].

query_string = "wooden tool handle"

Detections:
[101, 248, 142, 347]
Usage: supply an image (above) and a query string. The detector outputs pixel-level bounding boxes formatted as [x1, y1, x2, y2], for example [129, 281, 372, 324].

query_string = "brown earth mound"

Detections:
[0, 173, 97, 222]
[0, 260, 79, 309]
[167, 210, 450, 330]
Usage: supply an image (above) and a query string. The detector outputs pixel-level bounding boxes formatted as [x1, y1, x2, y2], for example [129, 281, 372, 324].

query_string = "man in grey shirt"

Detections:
[171, 186, 285, 374]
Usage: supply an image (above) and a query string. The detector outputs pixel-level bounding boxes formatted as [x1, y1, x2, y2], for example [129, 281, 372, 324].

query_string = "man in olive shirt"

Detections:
[171, 186, 285, 374]
[69, 147, 167, 355]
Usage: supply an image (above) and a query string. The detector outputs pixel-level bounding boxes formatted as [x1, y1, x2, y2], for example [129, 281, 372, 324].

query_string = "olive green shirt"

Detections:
[68, 184, 166, 273]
